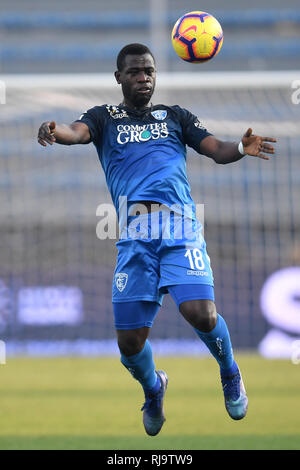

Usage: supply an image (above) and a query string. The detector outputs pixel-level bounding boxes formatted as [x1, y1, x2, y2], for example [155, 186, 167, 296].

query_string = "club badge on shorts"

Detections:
[151, 110, 167, 120]
[115, 272, 128, 292]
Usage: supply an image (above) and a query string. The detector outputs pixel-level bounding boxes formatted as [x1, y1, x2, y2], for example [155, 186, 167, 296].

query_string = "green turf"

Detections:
[0, 355, 299, 450]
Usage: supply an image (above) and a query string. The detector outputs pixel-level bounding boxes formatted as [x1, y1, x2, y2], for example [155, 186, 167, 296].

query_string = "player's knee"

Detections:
[117, 328, 149, 357]
[201, 302, 218, 332]
[118, 336, 143, 357]
[180, 299, 217, 332]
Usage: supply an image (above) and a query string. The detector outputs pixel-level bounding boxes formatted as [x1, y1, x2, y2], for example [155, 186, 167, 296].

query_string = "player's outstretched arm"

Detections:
[38, 121, 91, 147]
[199, 128, 277, 164]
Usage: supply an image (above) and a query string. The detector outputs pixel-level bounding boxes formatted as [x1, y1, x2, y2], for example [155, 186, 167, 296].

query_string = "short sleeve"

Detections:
[178, 107, 212, 153]
[75, 106, 103, 145]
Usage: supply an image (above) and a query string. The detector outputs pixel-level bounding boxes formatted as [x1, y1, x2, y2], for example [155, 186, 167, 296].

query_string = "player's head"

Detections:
[115, 43, 156, 109]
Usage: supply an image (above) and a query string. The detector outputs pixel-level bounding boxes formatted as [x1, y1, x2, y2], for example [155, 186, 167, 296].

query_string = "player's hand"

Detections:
[38, 121, 56, 146]
[242, 128, 277, 160]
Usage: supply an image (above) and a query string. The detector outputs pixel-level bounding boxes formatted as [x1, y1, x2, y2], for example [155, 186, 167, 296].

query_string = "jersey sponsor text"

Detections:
[117, 123, 169, 144]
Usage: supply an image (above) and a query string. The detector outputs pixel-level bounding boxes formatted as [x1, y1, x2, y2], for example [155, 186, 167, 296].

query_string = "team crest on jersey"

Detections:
[115, 272, 128, 292]
[151, 110, 167, 120]
[106, 105, 128, 119]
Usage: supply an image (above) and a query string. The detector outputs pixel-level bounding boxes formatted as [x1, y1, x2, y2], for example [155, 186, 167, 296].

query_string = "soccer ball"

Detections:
[171, 11, 223, 63]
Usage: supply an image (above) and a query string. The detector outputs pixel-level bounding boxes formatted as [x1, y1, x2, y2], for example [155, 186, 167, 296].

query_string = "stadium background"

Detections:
[0, 0, 299, 358]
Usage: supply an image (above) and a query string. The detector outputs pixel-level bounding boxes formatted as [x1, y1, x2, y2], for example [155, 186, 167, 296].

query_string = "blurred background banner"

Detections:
[0, 0, 299, 357]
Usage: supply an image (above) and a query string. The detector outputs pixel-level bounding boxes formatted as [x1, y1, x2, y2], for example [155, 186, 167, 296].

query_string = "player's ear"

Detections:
[115, 71, 121, 84]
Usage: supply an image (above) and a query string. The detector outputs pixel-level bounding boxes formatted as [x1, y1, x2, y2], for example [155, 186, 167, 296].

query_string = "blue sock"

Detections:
[194, 314, 237, 374]
[120, 340, 159, 393]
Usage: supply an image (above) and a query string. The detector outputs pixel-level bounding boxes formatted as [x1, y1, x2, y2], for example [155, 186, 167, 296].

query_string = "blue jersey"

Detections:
[76, 104, 211, 218]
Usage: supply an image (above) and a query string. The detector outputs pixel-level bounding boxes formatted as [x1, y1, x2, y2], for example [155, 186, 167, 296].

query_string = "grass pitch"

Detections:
[0, 354, 299, 450]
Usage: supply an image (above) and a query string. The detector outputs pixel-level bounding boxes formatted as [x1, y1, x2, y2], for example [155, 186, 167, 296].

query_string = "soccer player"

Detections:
[38, 43, 276, 436]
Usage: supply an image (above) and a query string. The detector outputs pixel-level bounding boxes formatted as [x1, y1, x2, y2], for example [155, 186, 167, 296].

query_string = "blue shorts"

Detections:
[112, 210, 214, 306]
[113, 284, 215, 330]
